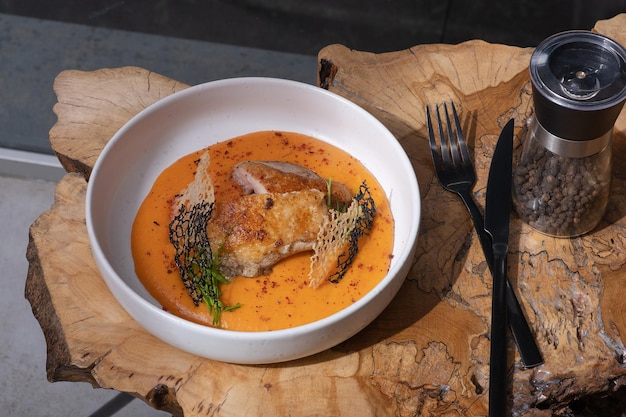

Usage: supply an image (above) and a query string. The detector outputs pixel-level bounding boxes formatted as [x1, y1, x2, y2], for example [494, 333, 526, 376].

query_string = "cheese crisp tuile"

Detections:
[173, 151, 215, 212]
[308, 200, 361, 288]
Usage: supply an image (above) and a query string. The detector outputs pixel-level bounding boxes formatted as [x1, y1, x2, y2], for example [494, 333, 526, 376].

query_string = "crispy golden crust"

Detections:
[206, 189, 328, 278]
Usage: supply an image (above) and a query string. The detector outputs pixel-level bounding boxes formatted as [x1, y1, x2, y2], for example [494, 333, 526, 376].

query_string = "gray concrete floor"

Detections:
[0, 174, 171, 416]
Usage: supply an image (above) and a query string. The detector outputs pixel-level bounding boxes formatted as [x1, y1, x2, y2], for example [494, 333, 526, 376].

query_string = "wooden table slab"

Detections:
[25, 14, 626, 416]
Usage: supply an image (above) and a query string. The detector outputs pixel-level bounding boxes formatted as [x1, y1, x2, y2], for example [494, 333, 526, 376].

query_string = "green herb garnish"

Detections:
[325, 176, 350, 213]
[326, 176, 333, 208]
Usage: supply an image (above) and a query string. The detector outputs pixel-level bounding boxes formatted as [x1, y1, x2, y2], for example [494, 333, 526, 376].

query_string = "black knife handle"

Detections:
[459, 190, 543, 367]
[489, 250, 509, 417]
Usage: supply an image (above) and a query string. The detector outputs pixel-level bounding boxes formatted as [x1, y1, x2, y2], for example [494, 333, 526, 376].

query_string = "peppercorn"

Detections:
[513, 143, 610, 237]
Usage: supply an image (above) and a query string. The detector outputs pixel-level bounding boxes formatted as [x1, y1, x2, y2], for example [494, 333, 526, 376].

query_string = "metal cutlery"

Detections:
[426, 102, 542, 368]
[484, 118, 514, 416]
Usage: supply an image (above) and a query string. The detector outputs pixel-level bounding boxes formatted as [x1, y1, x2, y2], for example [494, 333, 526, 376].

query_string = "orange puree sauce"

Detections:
[131, 131, 394, 331]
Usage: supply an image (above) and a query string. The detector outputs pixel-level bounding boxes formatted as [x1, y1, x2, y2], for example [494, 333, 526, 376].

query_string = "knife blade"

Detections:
[484, 118, 514, 417]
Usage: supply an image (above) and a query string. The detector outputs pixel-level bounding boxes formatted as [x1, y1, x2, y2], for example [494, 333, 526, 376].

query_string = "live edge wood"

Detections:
[25, 15, 626, 417]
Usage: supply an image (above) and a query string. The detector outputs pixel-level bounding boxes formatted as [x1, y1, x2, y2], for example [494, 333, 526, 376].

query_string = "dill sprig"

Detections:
[325, 176, 350, 213]
[326, 176, 333, 209]
[169, 200, 240, 327]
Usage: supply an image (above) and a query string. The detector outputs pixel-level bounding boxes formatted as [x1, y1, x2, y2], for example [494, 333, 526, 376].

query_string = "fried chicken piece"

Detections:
[207, 189, 328, 278]
[232, 161, 353, 208]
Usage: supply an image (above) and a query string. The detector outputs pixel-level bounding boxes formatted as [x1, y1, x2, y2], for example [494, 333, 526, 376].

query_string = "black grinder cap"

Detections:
[530, 31, 626, 141]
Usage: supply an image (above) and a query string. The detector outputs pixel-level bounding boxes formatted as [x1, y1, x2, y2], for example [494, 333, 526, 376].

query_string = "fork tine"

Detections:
[450, 101, 473, 168]
[443, 102, 463, 171]
[435, 104, 452, 169]
[426, 105, 445, 174]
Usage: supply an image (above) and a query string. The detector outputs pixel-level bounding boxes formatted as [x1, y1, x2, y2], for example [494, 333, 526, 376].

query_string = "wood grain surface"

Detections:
[25, 14, 626, 416]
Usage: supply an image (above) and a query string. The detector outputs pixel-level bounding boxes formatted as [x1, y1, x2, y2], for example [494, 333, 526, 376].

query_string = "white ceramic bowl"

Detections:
[86, 77, 420, 364]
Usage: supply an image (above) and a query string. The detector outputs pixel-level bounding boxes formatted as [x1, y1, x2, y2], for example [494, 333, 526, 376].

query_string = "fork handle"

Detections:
[458, 190, 543, 368]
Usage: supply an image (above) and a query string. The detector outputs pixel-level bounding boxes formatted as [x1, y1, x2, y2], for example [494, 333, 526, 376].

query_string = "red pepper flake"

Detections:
[258, 277, 270, 295]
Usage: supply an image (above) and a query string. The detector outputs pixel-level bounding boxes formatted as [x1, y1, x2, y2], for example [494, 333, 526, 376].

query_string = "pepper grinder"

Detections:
[513, 31, 626, 237]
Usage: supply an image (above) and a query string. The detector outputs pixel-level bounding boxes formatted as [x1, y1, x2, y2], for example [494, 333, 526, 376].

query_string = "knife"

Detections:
[484, 119, 515, 417]
[477, 221, 542, 368]
[472, 154, 542, 367]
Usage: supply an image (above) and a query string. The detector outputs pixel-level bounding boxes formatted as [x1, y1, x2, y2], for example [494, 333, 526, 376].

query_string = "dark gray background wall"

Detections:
[3, 0, 626, 55]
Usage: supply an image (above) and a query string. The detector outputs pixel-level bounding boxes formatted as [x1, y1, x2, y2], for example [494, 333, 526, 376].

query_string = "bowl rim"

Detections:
[86, 76, 421, 342]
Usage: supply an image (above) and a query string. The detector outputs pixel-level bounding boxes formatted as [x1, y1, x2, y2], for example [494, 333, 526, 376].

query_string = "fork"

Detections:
[426, 102, 543, 368]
